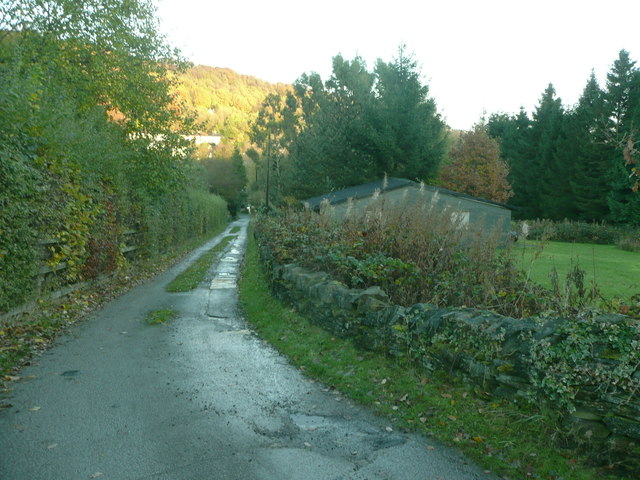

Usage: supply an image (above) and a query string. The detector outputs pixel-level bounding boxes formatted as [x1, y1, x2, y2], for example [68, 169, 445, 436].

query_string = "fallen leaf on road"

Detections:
[47, 443, 58, 450]
[385, 426, 393, 432]
[89, 473, 103, 478]
[303, 442, 311, 448]
[29, 406, 41, 411]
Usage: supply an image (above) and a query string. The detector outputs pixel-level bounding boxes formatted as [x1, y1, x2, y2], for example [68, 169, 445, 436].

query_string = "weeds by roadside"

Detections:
[255, 199, 576, 318]
[145, 308, 176, 325]
[239, 232, 623, 480]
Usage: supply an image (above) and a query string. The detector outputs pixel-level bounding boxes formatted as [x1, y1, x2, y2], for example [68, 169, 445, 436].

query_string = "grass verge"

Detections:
[239, 233, 625, 480]
[166, 235, 235, 292]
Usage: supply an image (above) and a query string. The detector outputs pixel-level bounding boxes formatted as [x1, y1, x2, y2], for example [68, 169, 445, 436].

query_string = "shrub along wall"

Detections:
[257, 239, 640, 470]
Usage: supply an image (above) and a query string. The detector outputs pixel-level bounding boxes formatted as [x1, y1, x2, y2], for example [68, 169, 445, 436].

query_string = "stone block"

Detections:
[603, 416, 640, 440]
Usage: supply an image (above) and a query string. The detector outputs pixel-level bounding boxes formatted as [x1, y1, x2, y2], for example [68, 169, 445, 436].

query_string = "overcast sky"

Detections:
[156, 0, 639, 130]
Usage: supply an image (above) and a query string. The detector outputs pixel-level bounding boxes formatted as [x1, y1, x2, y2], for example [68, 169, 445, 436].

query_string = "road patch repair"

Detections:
[0, 216, 497, 479]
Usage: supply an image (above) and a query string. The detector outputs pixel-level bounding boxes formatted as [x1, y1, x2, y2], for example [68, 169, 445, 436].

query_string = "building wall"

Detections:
[327, 185, 511, 240]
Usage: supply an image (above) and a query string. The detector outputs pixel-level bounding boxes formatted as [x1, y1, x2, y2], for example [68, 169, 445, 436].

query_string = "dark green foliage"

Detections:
[487, 109, 532, 218]
[253, 46, 447, 201]
[372, 47, 447, 181]
[529, 84, 567, 219]
[203, 148, 248, 218]
[566, 74, 612, 222]
[0, 69, 41, 311]
[488, 50, 640, 226]
[605, 51, 640, 225]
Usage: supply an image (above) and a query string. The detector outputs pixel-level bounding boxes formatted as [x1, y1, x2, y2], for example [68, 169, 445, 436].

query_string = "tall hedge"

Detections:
[0, 2, 229, 314]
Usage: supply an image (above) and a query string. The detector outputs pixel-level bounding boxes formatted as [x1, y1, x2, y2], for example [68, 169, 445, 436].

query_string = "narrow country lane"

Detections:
[0, 217, 498, 480]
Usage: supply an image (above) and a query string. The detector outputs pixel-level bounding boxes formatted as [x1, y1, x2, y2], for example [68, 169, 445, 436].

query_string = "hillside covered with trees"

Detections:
[174, 65, 290, 149]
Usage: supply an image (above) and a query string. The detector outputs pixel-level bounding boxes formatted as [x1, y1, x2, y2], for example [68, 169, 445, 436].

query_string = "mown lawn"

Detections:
[513, 240, 640, 301]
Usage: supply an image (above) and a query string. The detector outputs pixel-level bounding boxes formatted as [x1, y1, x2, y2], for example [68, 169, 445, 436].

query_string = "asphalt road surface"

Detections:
[0, 216, 498, 480]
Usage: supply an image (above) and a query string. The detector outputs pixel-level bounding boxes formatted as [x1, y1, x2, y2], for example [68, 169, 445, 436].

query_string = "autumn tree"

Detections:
[438, 123, 513, 203]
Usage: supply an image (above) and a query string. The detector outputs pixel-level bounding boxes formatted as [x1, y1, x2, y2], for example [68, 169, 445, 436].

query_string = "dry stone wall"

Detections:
[263, 253, 640, 468]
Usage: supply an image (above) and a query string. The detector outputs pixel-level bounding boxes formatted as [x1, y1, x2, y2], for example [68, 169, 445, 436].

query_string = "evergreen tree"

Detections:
[373, 46, 447, 181]
[530, 84, 565, 219]
[565, 73, 611, 221]
[605, 50, 640, 224]
[280, 48, 447, 199]
[487, 110, 532, 217]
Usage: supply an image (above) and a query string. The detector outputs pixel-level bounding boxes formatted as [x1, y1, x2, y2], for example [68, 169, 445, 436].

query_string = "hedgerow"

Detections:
[0, 3, 229, 314]
[517, 219, 637, 245]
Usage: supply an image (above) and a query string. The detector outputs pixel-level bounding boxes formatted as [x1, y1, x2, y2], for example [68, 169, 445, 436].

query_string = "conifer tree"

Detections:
[566, 73, 611, 221]
[605, 50, 640, 224]
[487, 110, 532, 218]
[532, 85, 565, 219]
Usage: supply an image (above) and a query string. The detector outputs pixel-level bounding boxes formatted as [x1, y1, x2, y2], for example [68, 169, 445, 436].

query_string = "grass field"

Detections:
[513, 240, 640, 301]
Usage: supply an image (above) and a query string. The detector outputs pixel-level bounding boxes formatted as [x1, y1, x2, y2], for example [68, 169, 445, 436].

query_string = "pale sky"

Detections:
[156, 0, 639, 130]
